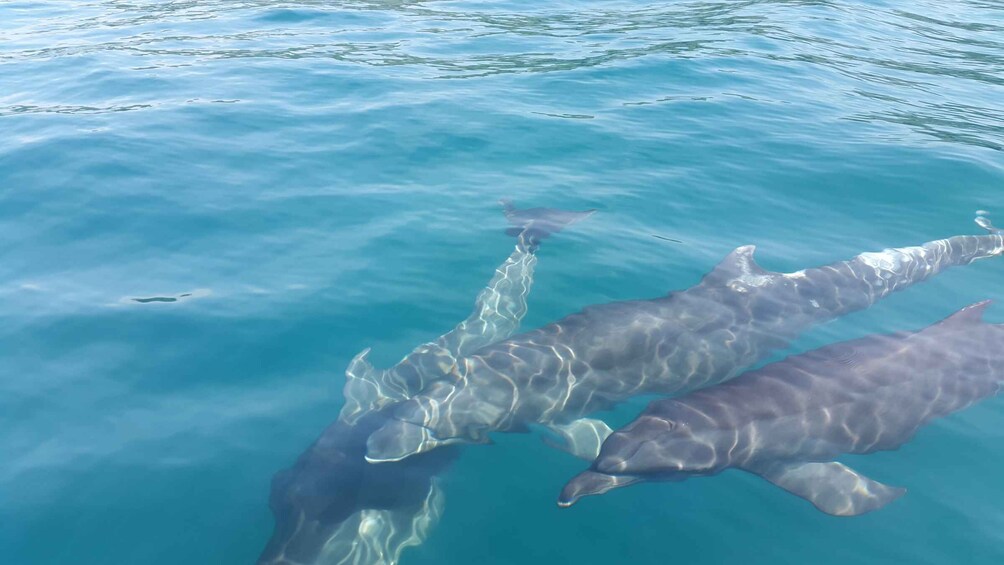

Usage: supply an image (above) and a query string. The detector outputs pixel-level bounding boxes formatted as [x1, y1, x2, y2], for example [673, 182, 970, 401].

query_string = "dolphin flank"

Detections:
[366, 226, 1004, 463]
[559, 301, 1004, 515]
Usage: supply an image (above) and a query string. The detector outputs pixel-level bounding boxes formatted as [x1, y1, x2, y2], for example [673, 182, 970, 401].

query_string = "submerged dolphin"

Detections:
[258, 202, 593, 565]
[366, 225, 1004, 463]
[259, 409, 455, 565]
[559, 301, 1004, 515]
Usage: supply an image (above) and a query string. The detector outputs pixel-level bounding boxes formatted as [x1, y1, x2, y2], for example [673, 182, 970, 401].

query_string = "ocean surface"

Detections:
[2, 1, 1004, 564]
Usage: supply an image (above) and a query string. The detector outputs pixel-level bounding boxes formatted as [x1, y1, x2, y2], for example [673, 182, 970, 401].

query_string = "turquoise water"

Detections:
[3, 1, 1004, 564]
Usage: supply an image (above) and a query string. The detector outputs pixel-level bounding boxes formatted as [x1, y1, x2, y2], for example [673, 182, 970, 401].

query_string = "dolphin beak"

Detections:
[557, 470, 640, 507]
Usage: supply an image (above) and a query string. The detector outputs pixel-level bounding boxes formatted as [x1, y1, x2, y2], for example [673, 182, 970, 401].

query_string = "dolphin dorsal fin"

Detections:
[339, 348, 408, 425]
[941, 300, 992, 326]
[703, 245, 770, 286]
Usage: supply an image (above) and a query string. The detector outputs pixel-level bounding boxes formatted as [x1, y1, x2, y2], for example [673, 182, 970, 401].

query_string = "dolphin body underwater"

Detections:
[365, 223, 1004, 464]
[558, 300, 1004, 515]
[257, 203, 594, 565]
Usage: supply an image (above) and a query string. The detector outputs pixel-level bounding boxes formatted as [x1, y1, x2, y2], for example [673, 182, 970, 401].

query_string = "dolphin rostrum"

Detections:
[559, 301, 1004, 515]
[366, 225, 1004, 464]
[258, 202, 593, 565]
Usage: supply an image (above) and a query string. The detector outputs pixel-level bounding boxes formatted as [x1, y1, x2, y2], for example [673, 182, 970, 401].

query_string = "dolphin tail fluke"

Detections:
[751, 461, 906, 517]
[499, 199, 596, 251]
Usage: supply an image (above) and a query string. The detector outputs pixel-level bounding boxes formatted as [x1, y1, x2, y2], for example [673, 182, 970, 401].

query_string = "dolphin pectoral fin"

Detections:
[543, 418, 615, 461]
[976, 214, 1003, 235]
[365, 419, 467, 463]
[752, 461, 906, 517]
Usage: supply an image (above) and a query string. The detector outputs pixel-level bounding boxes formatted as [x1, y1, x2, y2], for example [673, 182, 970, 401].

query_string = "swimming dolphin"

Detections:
[366, 224, 1004, 464]
[258, 408, 455, 565]
[258, 202, 593, 565]
[558, 301, 1004, 515]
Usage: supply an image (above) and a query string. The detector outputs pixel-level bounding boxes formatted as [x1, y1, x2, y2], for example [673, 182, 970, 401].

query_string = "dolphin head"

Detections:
[557, 412, 720, 507]
[365, 380, 506, 463]
[259, 410, 457, 564]
[557, 470, 643, 507]
[258, 447, 361, 564]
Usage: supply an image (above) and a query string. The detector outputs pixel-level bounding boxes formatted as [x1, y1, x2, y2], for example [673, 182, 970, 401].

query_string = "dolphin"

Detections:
[258, 201, 593, 565]
[559, 301, 1004, 515]
[258, 408, 455, 565]
[366, 223, 1004, 463]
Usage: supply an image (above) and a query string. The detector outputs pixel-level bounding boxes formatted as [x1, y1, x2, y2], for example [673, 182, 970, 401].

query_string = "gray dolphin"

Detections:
[559, 301, 1004, 515]
[259, 408, 455, 565]
[366, 225, 1004, 463]
[258, 201, 593, 565]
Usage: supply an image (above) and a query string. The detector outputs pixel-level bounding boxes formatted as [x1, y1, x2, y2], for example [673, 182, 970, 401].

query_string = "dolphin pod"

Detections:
[365, 226, 1004, 464]
[262, 209, 1004, 565]
[257, 202, 593, 565]
[558, 300, 1004, 515]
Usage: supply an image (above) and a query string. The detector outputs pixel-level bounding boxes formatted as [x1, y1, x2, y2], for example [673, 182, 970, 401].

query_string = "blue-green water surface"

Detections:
[2, 1, 1004, 564]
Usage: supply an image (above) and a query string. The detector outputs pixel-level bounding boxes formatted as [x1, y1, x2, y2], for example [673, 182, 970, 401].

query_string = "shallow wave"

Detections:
[3, 1, 1001, 150]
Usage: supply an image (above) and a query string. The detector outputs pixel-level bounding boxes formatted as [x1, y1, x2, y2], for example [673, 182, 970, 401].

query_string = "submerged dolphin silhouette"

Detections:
[559, 301, 1004, 515]
[500, 199, 595, 250]
[366, 222, 1004, 464]
[259, 409, 455, 565]
[258, 201, 593, 565]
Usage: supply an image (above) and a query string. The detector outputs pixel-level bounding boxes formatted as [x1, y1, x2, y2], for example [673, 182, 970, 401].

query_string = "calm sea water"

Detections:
[2, 1, 1003, 564]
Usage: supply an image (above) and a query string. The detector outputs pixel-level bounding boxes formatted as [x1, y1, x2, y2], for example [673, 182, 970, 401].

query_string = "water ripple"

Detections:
[2, 1, 1001, 149]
